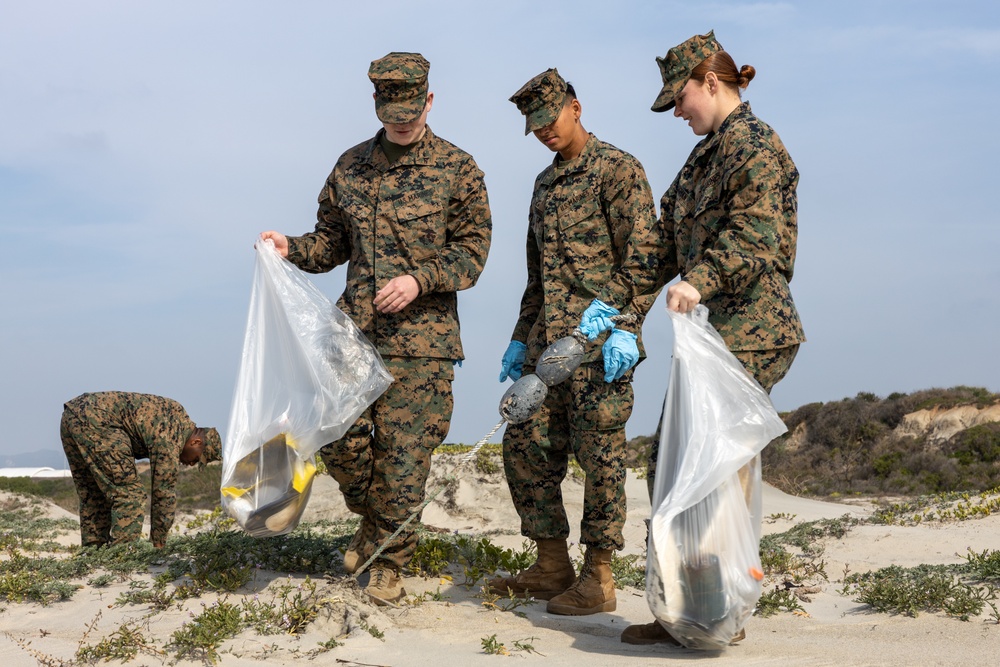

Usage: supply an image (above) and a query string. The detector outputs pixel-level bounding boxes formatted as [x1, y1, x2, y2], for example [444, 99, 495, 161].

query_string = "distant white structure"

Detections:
[0, 467, 73, 479]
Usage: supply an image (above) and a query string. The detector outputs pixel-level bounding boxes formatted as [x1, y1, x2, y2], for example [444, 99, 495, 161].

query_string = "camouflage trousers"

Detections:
[647, 345, 800, 501]
[502, 361, 634, 551]
[319, 357, 454, 570]
[60, 406, 145, 547]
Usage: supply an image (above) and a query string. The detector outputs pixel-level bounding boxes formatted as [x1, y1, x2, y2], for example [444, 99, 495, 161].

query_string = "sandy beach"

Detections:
[2, 459, 999, 667]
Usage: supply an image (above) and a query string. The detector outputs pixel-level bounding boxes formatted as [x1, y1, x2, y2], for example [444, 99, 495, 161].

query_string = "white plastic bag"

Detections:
[647, 305, 787, 649]
[221, 239, 393, 537]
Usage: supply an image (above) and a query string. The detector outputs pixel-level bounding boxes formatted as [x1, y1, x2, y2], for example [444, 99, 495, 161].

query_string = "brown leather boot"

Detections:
[487, 538, 576, 600]
[620, 620, 746, 646]
[366, 561, 405, 606]
[342, 517, 375, 575]
[620, 620, 682, 645]
[546, 547, 616, 615]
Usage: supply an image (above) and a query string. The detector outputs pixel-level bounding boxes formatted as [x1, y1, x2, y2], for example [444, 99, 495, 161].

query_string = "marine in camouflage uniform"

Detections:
[259, 52, 491, 604]
[491, 69, 661, 616]
[59, 391, 221, 548]
[618, 31, 805, 647]
[642, 30, 805, 493]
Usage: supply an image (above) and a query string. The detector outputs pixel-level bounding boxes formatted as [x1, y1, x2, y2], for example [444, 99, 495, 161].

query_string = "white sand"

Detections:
[2, 462, 999, 666]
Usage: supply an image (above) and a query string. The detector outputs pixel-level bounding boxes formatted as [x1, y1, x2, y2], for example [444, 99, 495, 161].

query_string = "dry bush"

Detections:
[762, 387, 1000, 497]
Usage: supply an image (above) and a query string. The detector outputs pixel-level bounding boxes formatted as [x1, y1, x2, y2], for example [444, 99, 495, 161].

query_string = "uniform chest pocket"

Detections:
[393, 190, 444, 225]
[692, 169, 724, 221]
[393, 189, 445, 249]
[556, 198, 603, 234]
[339, 191, 375, 223]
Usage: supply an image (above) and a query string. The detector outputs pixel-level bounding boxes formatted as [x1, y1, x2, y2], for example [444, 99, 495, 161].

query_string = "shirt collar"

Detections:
[365, 125, 437, 169]
[692, 101, 751, 158]
[542, 132, 597, 183]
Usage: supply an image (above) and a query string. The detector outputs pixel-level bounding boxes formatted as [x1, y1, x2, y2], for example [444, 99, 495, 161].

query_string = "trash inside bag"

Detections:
[646, 306, 787, 649]
[222, 433, 317, 537]
[221, 240, 393, 537]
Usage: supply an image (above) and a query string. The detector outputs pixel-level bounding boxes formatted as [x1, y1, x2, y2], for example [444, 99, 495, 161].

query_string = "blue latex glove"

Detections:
[499, 341, 527, 382]
[579, 298, 620, 341]
[602, 329, 639, 382]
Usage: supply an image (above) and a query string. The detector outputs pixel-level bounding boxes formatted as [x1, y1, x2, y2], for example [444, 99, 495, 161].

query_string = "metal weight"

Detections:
[498, 373, 548, 424]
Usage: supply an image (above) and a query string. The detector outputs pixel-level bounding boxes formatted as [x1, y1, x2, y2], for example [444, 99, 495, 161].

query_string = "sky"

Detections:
[2, 1, 999, 464]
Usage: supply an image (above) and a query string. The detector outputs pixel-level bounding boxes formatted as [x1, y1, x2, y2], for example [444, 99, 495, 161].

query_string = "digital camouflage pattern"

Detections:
[200, 427, 222, 465]
[318, 357, 453, 569]
[287, 126, 492, 361]
[642, 97, 805, 546]
[653, 102, 805, 351]
[503, 361, 633, 550]
[509, 68, 567, 135]
[504, 131, 659, 552]
[651, 30, 723, 112]
[59, 392, 198, 547]
[288, 111, 489, 571]
[510, 133, 661, 366]
[368, 52, 430, 124]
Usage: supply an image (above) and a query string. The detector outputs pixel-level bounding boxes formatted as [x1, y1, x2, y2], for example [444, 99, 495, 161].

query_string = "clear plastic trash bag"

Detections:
[646, 305, 787, 649]
[221, 239, 393, 537]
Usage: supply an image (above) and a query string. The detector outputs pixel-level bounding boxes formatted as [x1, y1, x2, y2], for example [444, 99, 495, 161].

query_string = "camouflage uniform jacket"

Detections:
[657, 102, 805, 350]
[511, 133, 661, 365]
[64, 392, 195, 545]
[287, 126, 492, 360]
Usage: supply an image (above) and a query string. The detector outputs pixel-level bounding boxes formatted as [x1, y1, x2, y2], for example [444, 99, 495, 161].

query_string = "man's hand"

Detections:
[579, 298, 619, 341]
[602, 329, 639, 382]
[258, 231, 289, 258]
[499, 341, 527, 382]
[375, 275, 421, 313]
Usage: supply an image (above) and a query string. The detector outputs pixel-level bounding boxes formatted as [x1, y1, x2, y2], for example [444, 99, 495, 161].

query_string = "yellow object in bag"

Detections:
[221, 241, 392, 539]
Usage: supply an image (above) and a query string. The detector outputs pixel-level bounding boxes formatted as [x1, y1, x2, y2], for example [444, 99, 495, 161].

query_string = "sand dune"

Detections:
[2, 460, 999, 666]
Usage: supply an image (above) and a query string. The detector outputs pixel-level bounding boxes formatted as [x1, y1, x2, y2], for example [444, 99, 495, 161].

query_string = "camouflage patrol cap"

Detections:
[509, 68, 568, 135]
[200, 427, 222, 465]
[651, 30, 723, 112]
[368, 52, 430, 124]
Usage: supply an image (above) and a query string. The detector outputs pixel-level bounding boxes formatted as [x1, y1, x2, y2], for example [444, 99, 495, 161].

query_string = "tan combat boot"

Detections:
[546, 547, 616, 615]
[620, 620, 682, 645]
[620, 620, 746, 646]
[487, 538, 576, 600]
[342, 517, 375, 575]
[366, 561, 405, 606]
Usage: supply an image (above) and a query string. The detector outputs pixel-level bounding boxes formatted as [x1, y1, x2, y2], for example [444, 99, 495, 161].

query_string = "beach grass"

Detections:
[5, 448, 1000, 664]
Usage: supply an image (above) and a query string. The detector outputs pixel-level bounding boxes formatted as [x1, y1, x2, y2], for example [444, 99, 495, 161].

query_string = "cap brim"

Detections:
[651, 81, 682, 113]
[523, 105, 560, 135]
[375, 88, 427, 125]
[375, 98, 427, 125]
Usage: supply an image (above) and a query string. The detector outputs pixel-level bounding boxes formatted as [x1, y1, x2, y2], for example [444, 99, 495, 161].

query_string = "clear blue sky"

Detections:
[2, 1, 998, 462]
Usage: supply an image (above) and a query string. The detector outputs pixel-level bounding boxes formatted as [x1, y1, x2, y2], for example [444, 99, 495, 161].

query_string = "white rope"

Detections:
[353, 418, 506, 578]
[353, 313, 637, 579]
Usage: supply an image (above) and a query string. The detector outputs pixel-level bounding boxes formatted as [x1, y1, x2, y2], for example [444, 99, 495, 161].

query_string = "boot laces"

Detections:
[371, 565, 391, 587]
[565, 551, 595, 593]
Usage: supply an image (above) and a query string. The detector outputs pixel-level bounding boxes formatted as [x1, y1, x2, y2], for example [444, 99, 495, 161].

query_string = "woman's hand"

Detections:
[666, 280, 701, 313]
